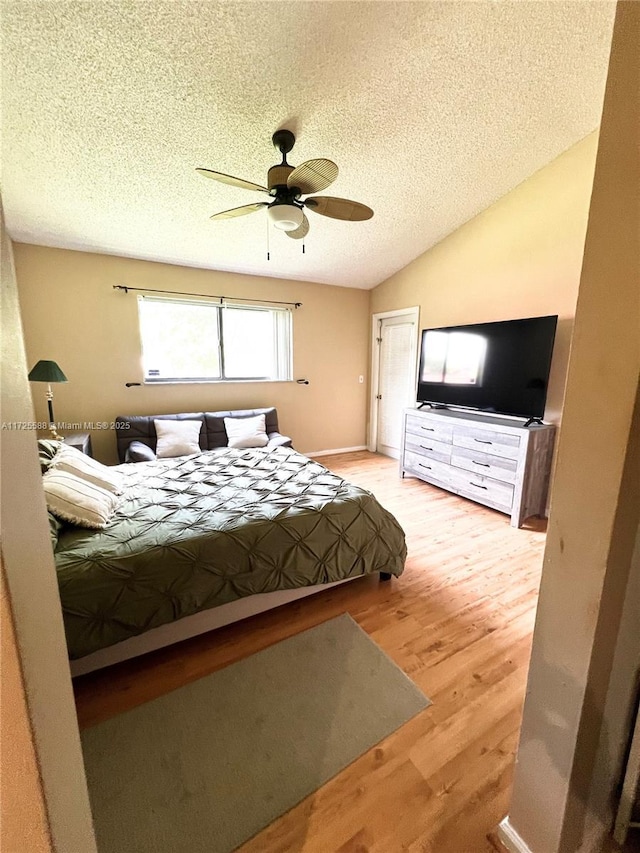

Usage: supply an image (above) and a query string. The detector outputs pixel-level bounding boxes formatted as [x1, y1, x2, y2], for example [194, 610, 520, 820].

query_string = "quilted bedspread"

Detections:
[55, 447, 406, 659]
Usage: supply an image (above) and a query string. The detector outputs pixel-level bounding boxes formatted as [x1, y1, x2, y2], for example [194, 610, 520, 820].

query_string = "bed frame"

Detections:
[70, 575, 391, 677]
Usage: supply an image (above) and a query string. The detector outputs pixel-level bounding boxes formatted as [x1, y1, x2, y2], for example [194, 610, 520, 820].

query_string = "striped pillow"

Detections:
[43, 469, 119, 529]
[50, 445, 123, 494]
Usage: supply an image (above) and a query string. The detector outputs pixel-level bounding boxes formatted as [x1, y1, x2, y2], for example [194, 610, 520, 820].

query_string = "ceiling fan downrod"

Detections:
[272, 128, 296, 165]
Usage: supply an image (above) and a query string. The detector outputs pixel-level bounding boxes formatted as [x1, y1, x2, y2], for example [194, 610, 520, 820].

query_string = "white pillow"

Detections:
[43, 469, 118, 530]
[50, 445, 123, 494]
[224, 414, 268, 449]
[154, 419, 202, 458]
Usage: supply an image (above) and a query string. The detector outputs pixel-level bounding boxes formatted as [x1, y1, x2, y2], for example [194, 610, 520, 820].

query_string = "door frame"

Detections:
[368, 306, 420, 453]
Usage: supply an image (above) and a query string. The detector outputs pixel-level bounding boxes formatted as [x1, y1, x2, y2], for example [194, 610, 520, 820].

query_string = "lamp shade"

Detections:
[267, 203, 304, 232]
[28, 360, 68, 383]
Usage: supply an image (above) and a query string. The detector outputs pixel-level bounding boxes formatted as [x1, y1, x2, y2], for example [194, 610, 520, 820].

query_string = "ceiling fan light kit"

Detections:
[268, 203, 304, 232]
[197, 129, 373, 249]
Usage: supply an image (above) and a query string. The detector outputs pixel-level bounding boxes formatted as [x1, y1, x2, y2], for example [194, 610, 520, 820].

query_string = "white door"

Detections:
[375, 314, 417, 459]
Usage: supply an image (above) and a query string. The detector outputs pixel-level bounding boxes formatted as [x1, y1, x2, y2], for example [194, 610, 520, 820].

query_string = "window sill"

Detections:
[142, 379, 294, 386]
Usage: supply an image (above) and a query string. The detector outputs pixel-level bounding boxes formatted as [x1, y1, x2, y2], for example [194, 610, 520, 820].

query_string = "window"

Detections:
[138, 296, 293, 383]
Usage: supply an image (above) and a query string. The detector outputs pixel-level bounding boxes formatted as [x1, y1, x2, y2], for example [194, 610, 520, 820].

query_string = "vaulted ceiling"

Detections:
[1, 1, 615, 289]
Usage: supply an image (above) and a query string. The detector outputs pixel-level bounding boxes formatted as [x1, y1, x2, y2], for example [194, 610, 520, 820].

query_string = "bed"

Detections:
[50, 446, 407, 676]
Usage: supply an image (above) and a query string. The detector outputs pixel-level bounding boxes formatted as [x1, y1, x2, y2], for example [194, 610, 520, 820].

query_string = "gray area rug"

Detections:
[82, 614, 430, 853]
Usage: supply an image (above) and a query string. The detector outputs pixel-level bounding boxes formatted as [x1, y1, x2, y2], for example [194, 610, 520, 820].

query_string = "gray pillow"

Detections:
[126, 441, 157, 463]
[38, 439, 62, 473]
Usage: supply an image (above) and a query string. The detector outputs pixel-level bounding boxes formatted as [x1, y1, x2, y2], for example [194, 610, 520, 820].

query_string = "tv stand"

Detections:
[400, 408, 555, 528]
[523, 416, 544, 427]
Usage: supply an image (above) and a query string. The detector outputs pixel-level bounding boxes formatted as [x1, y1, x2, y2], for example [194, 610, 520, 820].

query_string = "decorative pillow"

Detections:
[126, 440, 157, 463]
[224, 414, 268, 449]
[37, 438, 63, 473]
[43, 469, 118, 529]
[154, 419, 202, 458]
[50, 445, 124, 494]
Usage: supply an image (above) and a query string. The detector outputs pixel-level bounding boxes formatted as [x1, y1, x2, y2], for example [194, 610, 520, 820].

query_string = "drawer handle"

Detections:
[473, 460, 490, 467]
[474, 438, 493, 445]
[418, 463, 432, 470]
[421, 427, 435, 432]
[420, 445, 433, 451]
[470, 481, 488, 490]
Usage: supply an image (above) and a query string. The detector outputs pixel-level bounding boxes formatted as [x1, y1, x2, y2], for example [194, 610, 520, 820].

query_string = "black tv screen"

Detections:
[416, 315, 558, 420]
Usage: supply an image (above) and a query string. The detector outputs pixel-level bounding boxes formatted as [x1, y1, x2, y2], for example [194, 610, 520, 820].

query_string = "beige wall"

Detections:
[14, 131, 602, 464]
[504, 2, 640, 851]
[370, 131, 600, 425]
[13, 245, 370, 463]
[0, 564, 52, 853]
[1, 203, 97, 851]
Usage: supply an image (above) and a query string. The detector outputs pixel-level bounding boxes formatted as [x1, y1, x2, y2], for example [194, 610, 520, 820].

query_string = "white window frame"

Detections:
[138, 295, 293, 384]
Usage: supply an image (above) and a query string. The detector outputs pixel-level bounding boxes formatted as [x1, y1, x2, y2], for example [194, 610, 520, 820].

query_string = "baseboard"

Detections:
[306, 446, 368, 458]
[497, 818, 534, 853]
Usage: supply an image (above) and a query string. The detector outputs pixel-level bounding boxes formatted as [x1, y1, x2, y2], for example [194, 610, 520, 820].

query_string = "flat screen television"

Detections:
[416, 315, 558, 421]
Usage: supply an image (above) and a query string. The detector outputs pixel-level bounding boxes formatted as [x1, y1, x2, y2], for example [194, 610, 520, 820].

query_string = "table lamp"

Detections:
[27, 360, 68, 440]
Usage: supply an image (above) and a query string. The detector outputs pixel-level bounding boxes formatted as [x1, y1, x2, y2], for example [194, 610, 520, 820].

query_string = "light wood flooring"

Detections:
[74, 451, 550, 852]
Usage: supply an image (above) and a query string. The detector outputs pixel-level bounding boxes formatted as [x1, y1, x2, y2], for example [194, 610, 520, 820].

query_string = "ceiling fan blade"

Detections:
[304, 196, 373, 221]
[287, 159, 338, 194]
[197, 168, 269, 194]
[210, 202, 269, 220]
[285, 214, 310, 240]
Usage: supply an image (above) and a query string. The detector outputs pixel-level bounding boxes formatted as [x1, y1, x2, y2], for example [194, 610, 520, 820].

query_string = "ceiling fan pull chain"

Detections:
[302, 240, 305, 255]
[266, 215, 270, 261]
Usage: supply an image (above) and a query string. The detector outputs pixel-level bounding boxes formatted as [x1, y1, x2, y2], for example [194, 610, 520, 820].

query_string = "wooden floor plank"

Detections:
[74, 451, 549, 852]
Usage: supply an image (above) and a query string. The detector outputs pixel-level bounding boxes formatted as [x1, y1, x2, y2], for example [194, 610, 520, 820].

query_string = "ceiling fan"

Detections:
[196, 129, 373, 240]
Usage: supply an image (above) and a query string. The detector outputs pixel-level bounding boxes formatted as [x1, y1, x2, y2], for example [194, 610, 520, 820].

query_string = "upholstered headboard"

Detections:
[114, 407, 287, 462]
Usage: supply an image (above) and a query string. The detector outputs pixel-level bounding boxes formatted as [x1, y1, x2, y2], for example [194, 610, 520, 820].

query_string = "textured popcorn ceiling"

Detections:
[1, 1, 615, 290]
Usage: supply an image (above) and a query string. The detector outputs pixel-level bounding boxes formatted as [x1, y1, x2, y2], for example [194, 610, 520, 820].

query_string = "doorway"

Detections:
[369, 307, 419, 459]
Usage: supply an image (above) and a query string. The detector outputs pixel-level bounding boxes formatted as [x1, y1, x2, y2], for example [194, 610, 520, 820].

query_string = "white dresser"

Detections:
[400, 407, 556, 528]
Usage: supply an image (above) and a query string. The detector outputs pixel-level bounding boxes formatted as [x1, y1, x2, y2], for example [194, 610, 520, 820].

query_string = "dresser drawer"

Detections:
[403, 450, 453, 485]
[452, 424, 521, 460]
[405, 414, 453, 445]
[447, 467, 515, 512]
[451, 446, 518, 484]
[404, 434, 452, 464]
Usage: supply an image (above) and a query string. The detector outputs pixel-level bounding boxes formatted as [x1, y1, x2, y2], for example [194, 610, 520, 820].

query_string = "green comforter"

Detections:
[55, 447, 406, 659]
